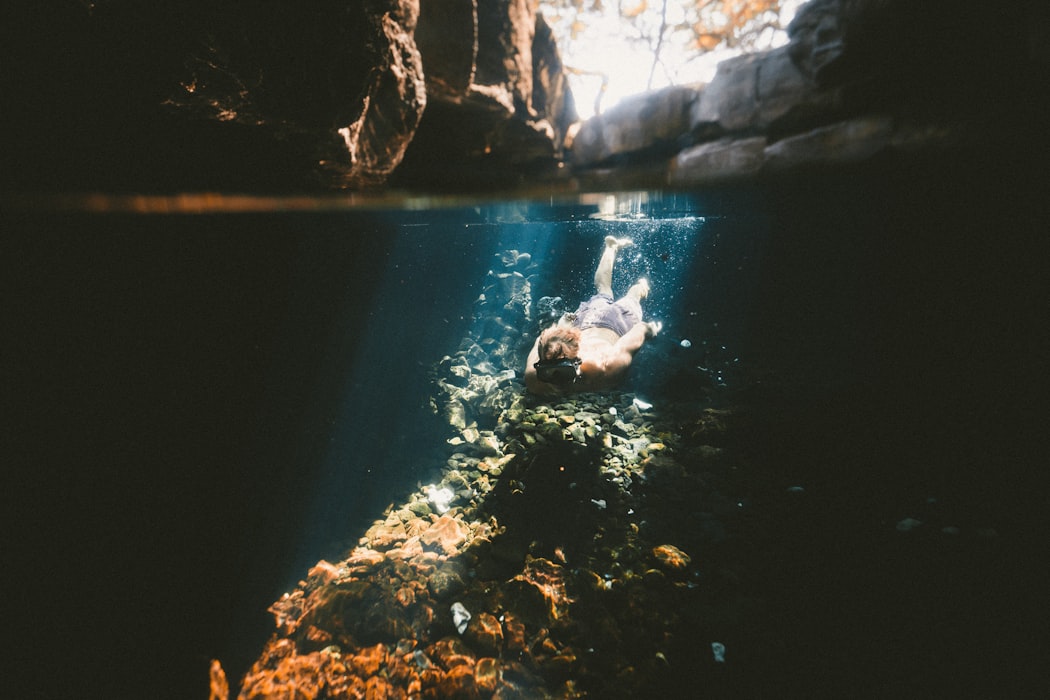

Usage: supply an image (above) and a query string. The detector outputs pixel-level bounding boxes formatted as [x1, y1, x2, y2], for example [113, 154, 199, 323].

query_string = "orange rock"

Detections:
[347, 546, 386, 567]
[239, 647, 339, 699]
[475, 657, 500, 695]
[466, 612, 504, 655]
[502, 612, 527, 652]
[420, 514, 471, 556]
[395, 584, 416, 607]
[439, 664, 478, 698]
[387, 535, 425, 560]
[652, 544, 691, 571]
[307, 559, 341, 584]
[208, 659, 228, 700]
[268, 590, 307, 635]
[303, 624, 333, 646]
[349, 643, 387, 677]
[365, 674, 393, 699]
[546, 648, 579, 677]
[537, 634, 558, 656]
[429, 636, 476, 669]
[368, 519, 409, 549]
[506, 557, 573, 623]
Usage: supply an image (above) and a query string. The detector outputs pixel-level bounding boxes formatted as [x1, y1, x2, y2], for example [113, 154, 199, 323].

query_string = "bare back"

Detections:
[574, 327, 629, 390]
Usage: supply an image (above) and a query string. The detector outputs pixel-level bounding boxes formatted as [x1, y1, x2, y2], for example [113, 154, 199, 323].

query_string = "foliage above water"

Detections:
[540, 0, 797, 113]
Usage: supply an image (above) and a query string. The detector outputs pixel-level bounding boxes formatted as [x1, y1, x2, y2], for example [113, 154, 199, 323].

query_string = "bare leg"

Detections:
[595, 235, 632, 296]
[625, 277, 649, 302]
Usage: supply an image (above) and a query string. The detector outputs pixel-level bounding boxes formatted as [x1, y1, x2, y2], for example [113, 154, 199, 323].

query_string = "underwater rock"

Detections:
[429, 560, 469, 600]
[348, 643, 388, 677]
[408, 500, 434, 517]
[466, 612, 504, 655]
[896, 517, 923, 533]
[498, 250, 532, 269]
[443, 663, 481, 696]
[711, 641, 727, 663]
[446, 399, 469, 430]
[474, 657, 501, 694]
[429, 636, 477, 669]
[505, 557, 573, 625]
[501, 612, 528, 653]
[427, 485, 456, 515]
[450, 601, 472, 635]
[306, 559, 343, 586]
[386, 536, 426, 561]
[208, 659, 228, 700]
[421, 514, 472, 556]
[652, 544, 692, 571]
[366, 518, 409, 550]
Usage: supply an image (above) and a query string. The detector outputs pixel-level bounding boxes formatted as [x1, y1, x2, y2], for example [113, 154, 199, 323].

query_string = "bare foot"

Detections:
[629, 278, 650, 300]
[605, 235, 633, 250]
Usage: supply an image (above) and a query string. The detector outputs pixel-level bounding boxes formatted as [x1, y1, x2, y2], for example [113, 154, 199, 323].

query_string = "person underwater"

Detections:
[525, 236, 662, 395]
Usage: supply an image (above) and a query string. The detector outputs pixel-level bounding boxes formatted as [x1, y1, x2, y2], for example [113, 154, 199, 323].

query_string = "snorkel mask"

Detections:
[534, 357, 582, 385]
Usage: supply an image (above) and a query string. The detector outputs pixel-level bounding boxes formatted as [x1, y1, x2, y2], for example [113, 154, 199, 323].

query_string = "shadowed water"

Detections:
[4, 172, 1048, 697]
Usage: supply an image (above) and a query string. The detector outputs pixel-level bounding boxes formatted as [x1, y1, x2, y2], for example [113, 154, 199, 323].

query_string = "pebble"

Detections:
[450, 602, 471, 634]
[895, 517, 923, 532]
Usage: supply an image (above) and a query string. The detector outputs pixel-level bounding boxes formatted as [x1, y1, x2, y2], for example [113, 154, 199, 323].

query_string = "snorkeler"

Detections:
[525, 236, 662, 395]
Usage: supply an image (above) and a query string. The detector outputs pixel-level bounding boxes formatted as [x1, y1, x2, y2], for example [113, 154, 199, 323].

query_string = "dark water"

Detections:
[4, 167, 1048, 698]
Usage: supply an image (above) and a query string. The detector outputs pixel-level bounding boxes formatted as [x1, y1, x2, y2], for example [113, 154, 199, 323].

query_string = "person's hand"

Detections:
[645, 321, 662, 338]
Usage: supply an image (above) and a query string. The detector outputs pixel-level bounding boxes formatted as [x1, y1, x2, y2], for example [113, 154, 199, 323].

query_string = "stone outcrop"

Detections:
[570, 0, 1048, 188]
[1, 0, 1045, 193]
[570, 85, 698, 168]
[164, 0, 427, 188]
[1, 0, 575, 192]
[395, 0, 578, 187]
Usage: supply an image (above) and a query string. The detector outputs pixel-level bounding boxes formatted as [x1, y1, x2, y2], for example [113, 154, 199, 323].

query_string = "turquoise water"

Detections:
[4, 177, 1047, 697]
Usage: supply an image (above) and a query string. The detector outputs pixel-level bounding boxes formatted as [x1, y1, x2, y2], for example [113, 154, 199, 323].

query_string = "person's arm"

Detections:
[603, 321, 661, 375]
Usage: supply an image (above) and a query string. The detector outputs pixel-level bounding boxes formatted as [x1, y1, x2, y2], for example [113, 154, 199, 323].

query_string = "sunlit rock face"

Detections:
[570, 85, 698, 169]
